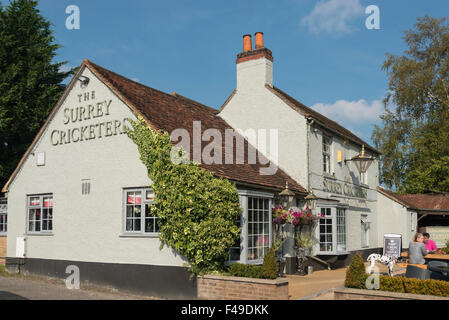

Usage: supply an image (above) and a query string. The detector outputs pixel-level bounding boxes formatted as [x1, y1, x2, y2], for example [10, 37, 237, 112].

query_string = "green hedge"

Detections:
[229, 248, 278, 280]
[229, 263, 264, 279]
[345, 254, 449, 297]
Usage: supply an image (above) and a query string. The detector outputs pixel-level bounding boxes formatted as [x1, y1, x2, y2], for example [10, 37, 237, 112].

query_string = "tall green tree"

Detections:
[372, 16, 449, 194]
[0, 0, 72, 190]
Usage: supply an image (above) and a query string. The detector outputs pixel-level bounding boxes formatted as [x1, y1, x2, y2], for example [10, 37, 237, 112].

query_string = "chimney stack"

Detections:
[236, 32, 273, 90]
[243, 34, 252, 52]
[255, 32, 264, 49]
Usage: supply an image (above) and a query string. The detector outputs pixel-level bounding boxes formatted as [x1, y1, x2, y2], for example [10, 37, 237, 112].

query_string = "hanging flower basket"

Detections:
[272, 207, 323, 227]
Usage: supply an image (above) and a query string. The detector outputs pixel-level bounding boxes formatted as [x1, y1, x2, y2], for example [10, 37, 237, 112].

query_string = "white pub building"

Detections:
[1, 33, 418, 298]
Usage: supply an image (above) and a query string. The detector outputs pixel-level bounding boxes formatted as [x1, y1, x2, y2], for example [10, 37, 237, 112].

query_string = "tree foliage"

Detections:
[0, 0, 72, 190]
[372, 16, 449, 193]
[127, 118, 241, 275]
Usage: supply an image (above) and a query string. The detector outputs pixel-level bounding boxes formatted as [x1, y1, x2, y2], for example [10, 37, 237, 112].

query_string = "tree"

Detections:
[372, 16, 449, 193]
[0, 0, 72, 191]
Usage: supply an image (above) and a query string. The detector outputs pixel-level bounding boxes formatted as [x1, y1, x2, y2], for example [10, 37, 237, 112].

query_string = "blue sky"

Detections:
[34, 0, 449, 144]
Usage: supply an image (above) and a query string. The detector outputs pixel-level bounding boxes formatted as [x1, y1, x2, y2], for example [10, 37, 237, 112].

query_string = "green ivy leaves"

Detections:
[127, 118, 242, 274]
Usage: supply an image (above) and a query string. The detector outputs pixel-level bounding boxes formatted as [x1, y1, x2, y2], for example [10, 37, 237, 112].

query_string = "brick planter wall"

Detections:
[198, 275, 289, 300]
[334, 287, 449, 300]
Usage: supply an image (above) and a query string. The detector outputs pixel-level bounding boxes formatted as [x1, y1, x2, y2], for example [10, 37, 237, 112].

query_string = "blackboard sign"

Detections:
[383, 234, 402, 258]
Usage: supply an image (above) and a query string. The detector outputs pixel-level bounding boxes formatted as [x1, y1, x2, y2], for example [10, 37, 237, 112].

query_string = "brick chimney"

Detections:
[236, 32, 273, 91]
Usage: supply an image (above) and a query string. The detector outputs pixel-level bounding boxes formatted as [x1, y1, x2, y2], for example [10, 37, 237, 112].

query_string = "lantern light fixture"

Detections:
[279, 182, 295, 209]
[345, 145, 375, 174]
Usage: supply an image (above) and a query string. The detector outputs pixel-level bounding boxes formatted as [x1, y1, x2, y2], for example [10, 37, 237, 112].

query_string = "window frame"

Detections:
[26, 194, 54, 235]
[231, 190, 273, 265]
[360, 170, 368, 185]
[322, 135, 332, 175]
[361, 215, 370, 248]
[122, 187, 159, 237]
[317, 206, 348, 255]
[0, 210, 6, 235]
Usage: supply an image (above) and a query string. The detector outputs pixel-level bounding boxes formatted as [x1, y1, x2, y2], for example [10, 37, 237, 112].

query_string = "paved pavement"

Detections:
[287, 268, 347, 300]
[0, 275, 155, 300]
[287, 262, 407, 300]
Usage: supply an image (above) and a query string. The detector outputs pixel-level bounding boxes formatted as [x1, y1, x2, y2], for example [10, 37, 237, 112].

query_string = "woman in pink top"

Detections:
[423, 233, 438, 253]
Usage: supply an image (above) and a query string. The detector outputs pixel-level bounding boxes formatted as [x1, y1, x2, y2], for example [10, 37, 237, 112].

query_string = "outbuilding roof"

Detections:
[377, 187, 449, 214]
[2, 59, 307, 194]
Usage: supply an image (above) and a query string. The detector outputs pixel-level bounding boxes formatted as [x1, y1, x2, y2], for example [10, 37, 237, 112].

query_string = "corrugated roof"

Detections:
[377, 187, 449, 213]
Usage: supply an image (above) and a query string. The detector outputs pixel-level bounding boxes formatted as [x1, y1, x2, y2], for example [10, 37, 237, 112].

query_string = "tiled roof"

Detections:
[85, 60, 307, 194]
[267, 86, 380, 155]
[401, 194, 449, 212]
[377, 187, 449, 213]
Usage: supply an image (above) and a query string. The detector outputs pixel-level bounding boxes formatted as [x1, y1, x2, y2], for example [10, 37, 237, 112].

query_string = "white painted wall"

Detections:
[309, 126, 380, 252]
[219, 59, 309, 189]
[377, 191, 416, 249]
[6, 67, 187, 267]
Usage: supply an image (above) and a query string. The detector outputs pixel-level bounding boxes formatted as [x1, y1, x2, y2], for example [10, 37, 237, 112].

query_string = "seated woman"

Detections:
[409, 233, 429, 265]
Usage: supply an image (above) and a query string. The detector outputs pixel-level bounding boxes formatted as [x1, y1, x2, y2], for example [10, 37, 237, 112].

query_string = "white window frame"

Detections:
[322, 135, 332, 175]
[123, 187, 159, 237]
[27, 194, 54, 235]
[0, 201, 6, 235]
[361, 215, 370, 248]
[360, 171, 368, 185]
[232, 190, 273, 265]
[0, 210, 6, 235]
[318, 206, 348, 255]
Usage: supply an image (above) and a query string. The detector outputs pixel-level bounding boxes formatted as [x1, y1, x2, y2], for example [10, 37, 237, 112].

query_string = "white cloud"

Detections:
[301, 0, 364, 35]
[311, 99, 383, 125]
[59, 64, 72, 73]
[131, 78, 140, 83]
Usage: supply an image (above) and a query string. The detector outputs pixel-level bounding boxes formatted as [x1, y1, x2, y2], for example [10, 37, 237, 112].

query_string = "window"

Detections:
[323, 136, 332, 174]
[247, 197, 270, 262]
[360, 171, 368, 185]
[0, 202, 6, 234]
[336, 208, 347, 252]
[361, 215, 370, 248]
[124, 188, 159, 234]
[28, 195, 53, 233]
[319, 208, 333, 252]
[319, 207, 347, 254]
[0, 214, 6, 233]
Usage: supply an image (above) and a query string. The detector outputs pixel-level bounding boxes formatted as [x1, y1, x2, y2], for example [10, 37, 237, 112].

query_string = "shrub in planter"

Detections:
[229, 249, 280, 280]
[379, 275, 406, 293]
[262, 248, 278, 280]
[345, 253, 367, 289]
[379, 276, 449, 297]
[229, 263, 263, 279]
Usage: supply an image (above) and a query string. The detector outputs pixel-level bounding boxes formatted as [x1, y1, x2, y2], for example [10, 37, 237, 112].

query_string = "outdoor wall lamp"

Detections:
[280, 182, 295, 209]
[344, 145, 375, 174]
[78, 76, 90, 88]
[304, 188, 319, 211]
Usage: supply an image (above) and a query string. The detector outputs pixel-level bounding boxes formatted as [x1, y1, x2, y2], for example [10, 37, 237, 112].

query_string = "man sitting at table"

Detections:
[423, 233, 438, 253]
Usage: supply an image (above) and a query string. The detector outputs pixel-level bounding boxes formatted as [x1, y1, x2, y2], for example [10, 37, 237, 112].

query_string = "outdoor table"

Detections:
[401, 252, 449, 262]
